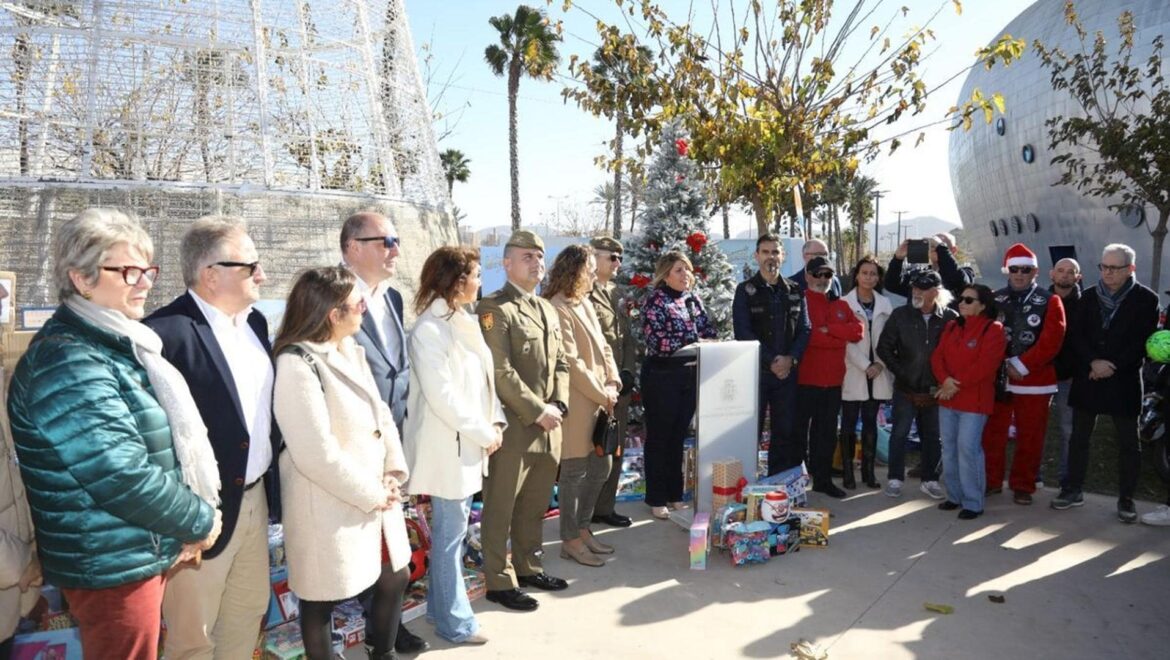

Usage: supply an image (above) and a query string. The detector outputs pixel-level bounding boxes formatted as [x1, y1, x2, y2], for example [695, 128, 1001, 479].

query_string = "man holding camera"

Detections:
[982, 243, 1066, 505]
[885, 234, 972, 300]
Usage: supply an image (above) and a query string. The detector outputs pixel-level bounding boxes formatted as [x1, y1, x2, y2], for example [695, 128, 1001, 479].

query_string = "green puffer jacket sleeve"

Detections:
[7, 310, 214, 589]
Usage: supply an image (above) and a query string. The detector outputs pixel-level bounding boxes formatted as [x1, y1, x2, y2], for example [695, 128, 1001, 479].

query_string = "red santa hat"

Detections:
[1001, 242, 1038, 273]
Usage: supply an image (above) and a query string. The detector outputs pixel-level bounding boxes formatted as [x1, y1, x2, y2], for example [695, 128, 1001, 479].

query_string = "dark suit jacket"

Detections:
[1067, 282, 1159, 416]
[352, 286, 410, 429]
[144, 293, 282, 558]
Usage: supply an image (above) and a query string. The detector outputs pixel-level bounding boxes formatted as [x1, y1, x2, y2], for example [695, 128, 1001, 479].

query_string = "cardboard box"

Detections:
[790, 508, 831, 548]
[12, 627, 83, 660]
[266, 566, 300, 629]
[689, 512, 710, 570]
[262, 620, 305, 660]
[330, 600, 365, 655]
[712, 503, 747, 549]
[711, 458, 745, 510]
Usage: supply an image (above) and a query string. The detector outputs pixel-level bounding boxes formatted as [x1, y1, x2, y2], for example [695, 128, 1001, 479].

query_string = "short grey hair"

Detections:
[1102, 243, 1136, 267]
[53, 207, 153, 302]
[181, 215, 248, 286]
[340, 210, 385, 254]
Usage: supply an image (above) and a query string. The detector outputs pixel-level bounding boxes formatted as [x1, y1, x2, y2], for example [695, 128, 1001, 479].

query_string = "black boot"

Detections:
[840, 433, 857, 489]
[860, 429, 880, 488]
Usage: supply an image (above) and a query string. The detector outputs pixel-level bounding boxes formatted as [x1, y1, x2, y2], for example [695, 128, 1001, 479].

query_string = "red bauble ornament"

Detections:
[675, 138, 689, 156]
[647, 241, 659, 251]
[686, 231, 708, 253]
[630, 273, 652, 289]
[675, 174, 685, 183]
[694, 266, 706, 280]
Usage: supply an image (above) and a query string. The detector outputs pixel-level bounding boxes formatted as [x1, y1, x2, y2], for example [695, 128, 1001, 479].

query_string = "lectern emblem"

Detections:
[721, 379, 737, 403]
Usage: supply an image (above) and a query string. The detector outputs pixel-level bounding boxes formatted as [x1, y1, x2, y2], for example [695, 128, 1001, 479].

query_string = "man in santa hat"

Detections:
[982, 243, 1066, 505]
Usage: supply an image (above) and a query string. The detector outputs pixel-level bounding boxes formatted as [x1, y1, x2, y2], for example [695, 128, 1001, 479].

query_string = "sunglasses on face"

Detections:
[811, 271, 834, 280]
[1007, 266, 1035, 274]
[1098, 263, 1128, 273]
[209, 260, 262, 276]
[101, 265, 160, 286]
[354, 235, 400, 250]
[959, 296, 979, 305]
[608, 254, 622, 263]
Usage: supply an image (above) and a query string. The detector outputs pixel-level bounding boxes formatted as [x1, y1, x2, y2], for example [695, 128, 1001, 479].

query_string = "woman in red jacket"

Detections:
[931, 284, 1006, 519]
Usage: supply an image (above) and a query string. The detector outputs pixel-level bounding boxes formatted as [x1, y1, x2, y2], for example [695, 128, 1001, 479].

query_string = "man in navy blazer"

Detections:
[145, 216, 281, 659]
[340, 210, 428, 654]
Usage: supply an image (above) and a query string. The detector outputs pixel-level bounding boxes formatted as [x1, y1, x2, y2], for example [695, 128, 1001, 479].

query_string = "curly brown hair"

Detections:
[414, 246, 480, 316]
[542, 244, 595, 301]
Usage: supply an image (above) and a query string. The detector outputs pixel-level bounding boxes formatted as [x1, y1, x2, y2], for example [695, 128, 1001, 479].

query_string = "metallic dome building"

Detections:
[949, 0, 1170, 285]
[0, 0, 454, 309]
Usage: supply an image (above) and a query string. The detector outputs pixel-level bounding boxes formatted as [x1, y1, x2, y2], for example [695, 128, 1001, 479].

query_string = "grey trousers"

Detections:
[558, 452, 613, 541]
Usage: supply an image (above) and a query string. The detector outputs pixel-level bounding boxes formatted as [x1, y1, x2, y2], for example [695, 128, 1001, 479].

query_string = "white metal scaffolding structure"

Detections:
[0, 0, 453, 306]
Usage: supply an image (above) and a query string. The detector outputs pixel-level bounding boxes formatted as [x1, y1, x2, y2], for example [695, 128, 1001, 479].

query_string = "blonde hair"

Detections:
[53, 207, 154, 302]
[651, 250, 695, 289]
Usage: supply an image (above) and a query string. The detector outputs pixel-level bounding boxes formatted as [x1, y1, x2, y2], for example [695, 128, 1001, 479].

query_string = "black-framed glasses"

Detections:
[1098, 263, 1128, 273]
[1007, 266, 1035, 274]
[811, 271, 834, 280]
[209, 261, 262, 276]
[609, 254, 622, 263]
[959, 296, 979, 305]
[101, 265, 160, 286]
[354, 236, 400, 250]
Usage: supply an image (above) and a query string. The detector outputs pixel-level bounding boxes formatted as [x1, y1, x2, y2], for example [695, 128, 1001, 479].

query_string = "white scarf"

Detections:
[64, 295, 221, 506]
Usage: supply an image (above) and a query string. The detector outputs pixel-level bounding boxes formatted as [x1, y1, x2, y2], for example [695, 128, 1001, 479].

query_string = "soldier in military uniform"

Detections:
[477, 230, 571, 612]
[981, 243, 1066, 506]
[732, 234, 812, 476]
[586, 236, 638, 528]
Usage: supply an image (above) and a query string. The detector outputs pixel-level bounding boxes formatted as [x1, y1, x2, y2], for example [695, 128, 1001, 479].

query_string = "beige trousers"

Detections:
[162, 486, 271, 659]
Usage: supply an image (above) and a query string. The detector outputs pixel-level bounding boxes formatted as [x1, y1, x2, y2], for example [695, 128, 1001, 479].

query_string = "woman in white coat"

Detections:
[403, 247, 501, 646]
[841, 255, 895, 489]
[273, 267, 411, 660]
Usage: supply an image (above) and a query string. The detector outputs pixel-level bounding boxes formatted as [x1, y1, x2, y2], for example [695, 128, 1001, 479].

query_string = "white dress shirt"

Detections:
[190, 290, 274, 484]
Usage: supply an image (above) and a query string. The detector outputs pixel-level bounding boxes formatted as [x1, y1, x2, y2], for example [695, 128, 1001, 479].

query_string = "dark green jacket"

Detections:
[6, 305, 214, 589]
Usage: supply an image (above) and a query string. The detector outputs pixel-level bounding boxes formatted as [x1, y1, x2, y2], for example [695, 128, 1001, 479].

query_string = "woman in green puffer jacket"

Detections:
[6, 208, 222, 659]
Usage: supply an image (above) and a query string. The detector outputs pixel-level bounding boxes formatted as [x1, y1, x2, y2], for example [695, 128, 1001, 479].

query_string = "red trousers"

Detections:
[982, 393, 1053, 494]
[63, 574, 165, 660]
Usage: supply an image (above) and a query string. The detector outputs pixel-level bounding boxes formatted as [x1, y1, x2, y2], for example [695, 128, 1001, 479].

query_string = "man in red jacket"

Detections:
[795, 256, 864, 497]
[982, 243, 1066, 505]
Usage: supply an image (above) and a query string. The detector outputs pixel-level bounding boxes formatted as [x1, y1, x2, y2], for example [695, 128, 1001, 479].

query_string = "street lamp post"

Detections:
[872, 190, 887, 256]
[894, 210, 908, 244]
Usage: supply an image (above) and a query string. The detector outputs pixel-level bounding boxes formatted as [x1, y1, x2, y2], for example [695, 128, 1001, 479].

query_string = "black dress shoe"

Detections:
[394, 622, 429, 653]
[813, 482, 847, 499]
[516, 573, 569, 591]
[485, 588, 539, 611]
[591, 512, 633, 527]
[938, 501, 960, 511]
[957, 509, 984, 520]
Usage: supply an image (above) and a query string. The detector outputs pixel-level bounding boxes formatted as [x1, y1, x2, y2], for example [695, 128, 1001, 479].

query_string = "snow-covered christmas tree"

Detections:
[620, 122, 735, 339]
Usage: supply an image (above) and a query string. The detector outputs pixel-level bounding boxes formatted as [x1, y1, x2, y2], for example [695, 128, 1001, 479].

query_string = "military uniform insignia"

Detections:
[479, 312, 494, 331]
[1027, 313, 1041, 327]
[1030, 294, 1046, 305]
[522, 343, 532, 354]
[1019, 330, 1036, 344]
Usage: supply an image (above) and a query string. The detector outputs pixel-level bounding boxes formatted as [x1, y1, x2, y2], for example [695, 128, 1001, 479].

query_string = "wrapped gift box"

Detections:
[689, 512, 710, 570]
[790, 508, 831, 548]
[726, 521, 771, 566]
[711, 458, 745, 510]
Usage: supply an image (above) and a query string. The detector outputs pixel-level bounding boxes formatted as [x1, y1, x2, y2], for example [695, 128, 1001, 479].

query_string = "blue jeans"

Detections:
[426, 496, 479, 643]
[888, 390, 940, 482]
[938, 407, 988, 512]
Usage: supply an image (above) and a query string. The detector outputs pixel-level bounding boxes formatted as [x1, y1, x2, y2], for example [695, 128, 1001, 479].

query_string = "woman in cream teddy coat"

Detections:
[273, 267, 410, 660]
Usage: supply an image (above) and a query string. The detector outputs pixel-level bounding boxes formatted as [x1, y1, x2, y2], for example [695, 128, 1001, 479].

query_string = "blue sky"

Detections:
[406, 0, 1039, 240]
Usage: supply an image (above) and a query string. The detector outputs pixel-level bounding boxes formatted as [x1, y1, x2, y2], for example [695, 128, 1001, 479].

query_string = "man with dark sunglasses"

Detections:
[145, 216, 282, 659]
[339, 210, 428, 654]
[587, 236, 638, 528]
[982, 243, 1066, 507]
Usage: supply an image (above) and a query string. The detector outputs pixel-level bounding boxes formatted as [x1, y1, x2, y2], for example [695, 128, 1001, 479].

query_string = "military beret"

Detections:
[505, 229, 545, 251]
[589, 236, 623, 253]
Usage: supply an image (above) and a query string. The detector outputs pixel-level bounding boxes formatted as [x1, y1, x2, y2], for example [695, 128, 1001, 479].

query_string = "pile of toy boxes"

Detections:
[616, 434, 701, 504]
[689, 460, 831, 569]
[11, 584, 84, 659]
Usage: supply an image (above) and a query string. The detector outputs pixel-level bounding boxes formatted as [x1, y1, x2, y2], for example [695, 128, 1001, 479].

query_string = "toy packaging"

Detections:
[330, 600, 365, 655]
[266, 566, 300, 629]
[790, 508, 831, 548]
[262, 620, 305, 660]
[12, 627, 83, 660]
[759, 462, 811, 507]
[726, 521, 771, 566]
[689, 512, 710, 570]
[712, 503, 747, 549]
[768, 518, 802, 556]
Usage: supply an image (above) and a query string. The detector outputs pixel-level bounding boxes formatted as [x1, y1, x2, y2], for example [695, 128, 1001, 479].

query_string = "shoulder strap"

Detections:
[281, 345, 324, 392]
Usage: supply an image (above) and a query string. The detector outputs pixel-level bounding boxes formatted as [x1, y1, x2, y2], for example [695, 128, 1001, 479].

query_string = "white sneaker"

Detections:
[920, 481, 945, 500]
[884, 479, 903, 498]
[1140, 504, 1170, 527]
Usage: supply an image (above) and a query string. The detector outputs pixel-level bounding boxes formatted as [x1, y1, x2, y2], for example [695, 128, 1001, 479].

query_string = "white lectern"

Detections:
[677, 340, 760, 514]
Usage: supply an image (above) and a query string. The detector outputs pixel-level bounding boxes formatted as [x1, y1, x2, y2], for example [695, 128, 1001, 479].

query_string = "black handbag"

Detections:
[592, 409, 621, 456]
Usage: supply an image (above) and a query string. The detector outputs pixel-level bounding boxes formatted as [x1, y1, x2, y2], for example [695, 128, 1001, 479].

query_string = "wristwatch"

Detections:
[553, 401, 569, 416]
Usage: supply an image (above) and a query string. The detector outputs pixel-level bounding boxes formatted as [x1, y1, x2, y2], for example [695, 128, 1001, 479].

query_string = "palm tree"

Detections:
[591, 45, 652, 239]
[484, 5, 562, 230]
[591, 182, 618, 228]
[820, 172, 851, 270]
[439, 148, 471, 197]
[847, 175, 879, 263]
